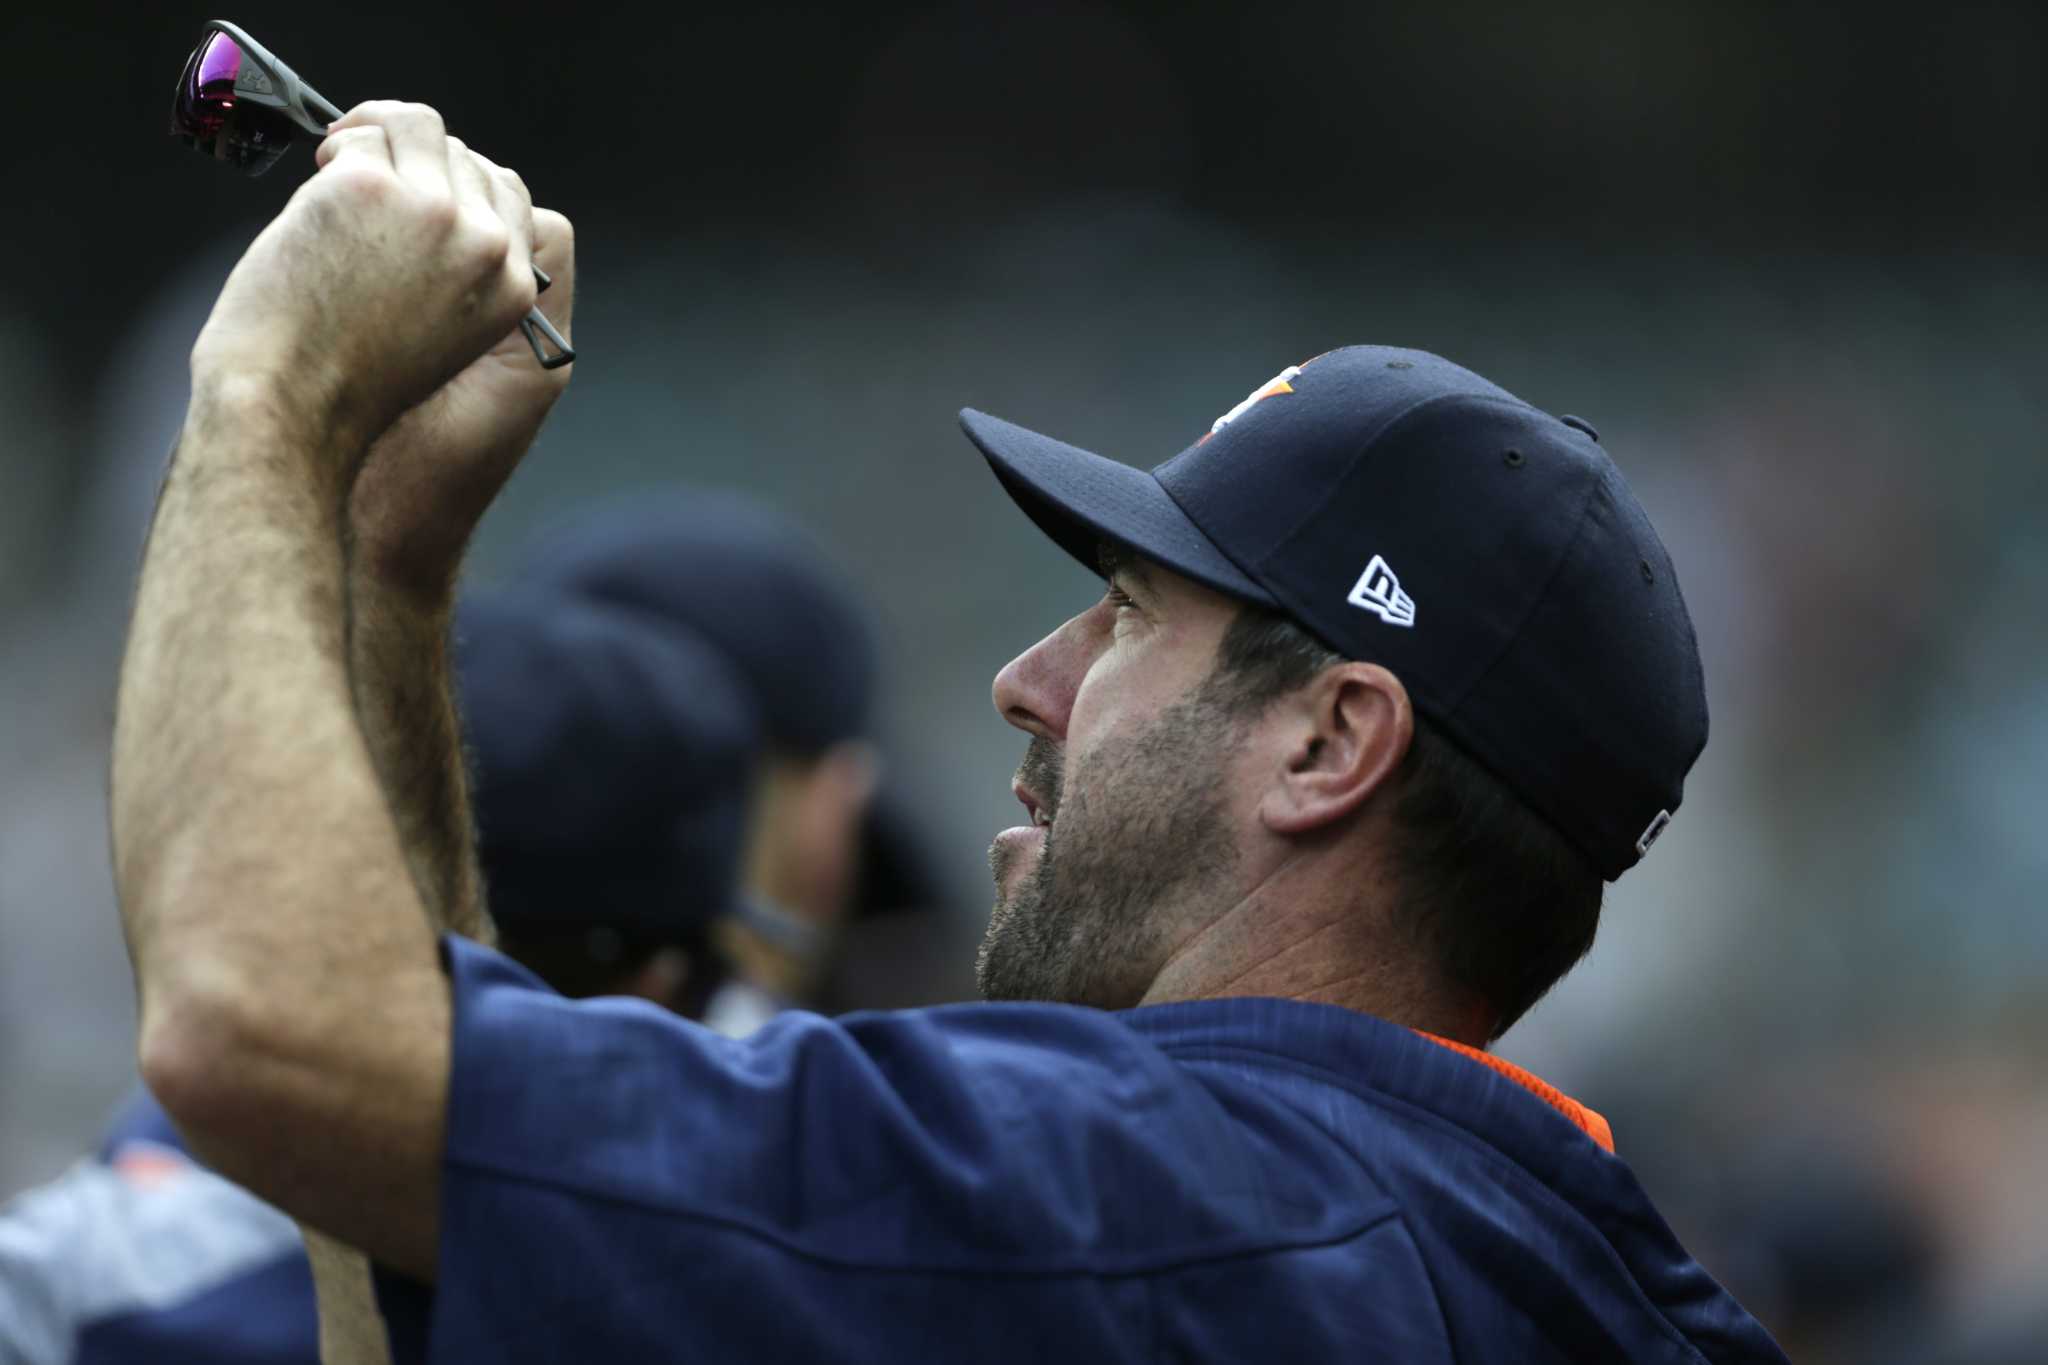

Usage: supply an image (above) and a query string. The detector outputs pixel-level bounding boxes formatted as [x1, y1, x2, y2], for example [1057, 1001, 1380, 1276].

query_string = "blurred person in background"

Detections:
[515, 487, 950, 1032]
[0, 587, 758, 1363]
[106, 104, 1787, 1360]
[1685, 1140, 1940, 1364]
[456, 588, 759, 1016]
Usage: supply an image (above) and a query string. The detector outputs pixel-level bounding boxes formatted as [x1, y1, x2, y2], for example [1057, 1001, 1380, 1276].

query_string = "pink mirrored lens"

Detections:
[193, 30, 243, 93]
[171, 30, 294, 176]
[175, 32, 243, 141]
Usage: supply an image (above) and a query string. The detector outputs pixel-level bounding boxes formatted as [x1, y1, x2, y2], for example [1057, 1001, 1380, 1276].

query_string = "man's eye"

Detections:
[1107, 586, 1139, 612]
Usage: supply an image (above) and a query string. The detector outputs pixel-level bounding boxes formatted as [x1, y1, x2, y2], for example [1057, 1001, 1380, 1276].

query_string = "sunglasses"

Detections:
[171, 20, 574, 370]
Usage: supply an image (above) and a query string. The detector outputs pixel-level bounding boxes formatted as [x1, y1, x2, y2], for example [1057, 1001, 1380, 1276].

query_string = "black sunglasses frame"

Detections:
[176, 20, 574, 370]
[185, 19, 345, 139]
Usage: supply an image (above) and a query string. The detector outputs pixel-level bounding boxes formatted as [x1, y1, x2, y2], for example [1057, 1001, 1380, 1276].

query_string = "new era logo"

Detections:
[1635, 810, 1672, 859]
[1346, 554, 1415, 627]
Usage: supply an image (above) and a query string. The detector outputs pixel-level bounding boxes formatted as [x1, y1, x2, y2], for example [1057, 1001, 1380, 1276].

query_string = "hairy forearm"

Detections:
[304, 556, 492, 1363]
[112, 386, 423, 1001]
[342, 575, 491, 942]
[111, 381, 447, 1278]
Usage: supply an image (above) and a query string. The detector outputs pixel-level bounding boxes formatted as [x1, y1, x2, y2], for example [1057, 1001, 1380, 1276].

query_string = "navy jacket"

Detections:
[372, 937, 1785, 1363]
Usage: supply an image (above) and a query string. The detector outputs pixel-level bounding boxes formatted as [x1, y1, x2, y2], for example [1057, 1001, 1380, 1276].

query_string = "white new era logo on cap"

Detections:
[1346, 554, 1416, 627]
[1635, 810, 1672, 858]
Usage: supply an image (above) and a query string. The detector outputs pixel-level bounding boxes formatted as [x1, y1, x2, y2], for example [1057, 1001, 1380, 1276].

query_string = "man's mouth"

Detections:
[1006, 737, 1064, 843]
[1013, 779, 1055, 829]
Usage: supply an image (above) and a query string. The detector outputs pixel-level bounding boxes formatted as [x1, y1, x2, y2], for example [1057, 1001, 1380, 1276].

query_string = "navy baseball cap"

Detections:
[455, 589, 762, 941]
[961, 345, 1706, 881]
[514, 489, 947, 919]
[516, 489, 876, 758]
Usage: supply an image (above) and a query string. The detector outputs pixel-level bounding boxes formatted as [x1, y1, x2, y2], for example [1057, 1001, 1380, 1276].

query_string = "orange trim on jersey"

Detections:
[1412, 1031, 1615, 1154]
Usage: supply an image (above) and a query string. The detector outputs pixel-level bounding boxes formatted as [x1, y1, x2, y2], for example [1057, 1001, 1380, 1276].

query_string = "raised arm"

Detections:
[306, 132, 576, 1356]
[110, 101, 553, 1284]
[340, 163, 575, 941]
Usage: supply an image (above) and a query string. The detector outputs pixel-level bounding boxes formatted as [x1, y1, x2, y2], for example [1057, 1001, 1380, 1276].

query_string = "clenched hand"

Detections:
[189, 100, 551, 488]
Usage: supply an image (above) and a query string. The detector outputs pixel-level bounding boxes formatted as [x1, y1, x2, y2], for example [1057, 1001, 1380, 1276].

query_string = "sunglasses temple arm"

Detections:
[251, 34, 341, 138]
[300, 86, 345, 128]
[519, 306, 575, 370]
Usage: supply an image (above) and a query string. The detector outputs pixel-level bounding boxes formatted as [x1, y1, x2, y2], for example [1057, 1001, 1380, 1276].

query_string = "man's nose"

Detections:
[991, 610, 1099, 742]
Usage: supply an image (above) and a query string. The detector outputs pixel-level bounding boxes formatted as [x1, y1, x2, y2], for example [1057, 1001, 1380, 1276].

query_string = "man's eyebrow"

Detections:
[1096, 541, 1154, 592]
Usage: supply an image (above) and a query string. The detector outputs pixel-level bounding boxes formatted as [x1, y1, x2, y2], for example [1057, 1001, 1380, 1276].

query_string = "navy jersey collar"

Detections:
[1116, 996, 1622, 1184]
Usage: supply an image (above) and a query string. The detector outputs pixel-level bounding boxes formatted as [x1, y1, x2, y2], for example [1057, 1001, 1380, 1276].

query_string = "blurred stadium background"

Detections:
[2, 4, 2043, 1359]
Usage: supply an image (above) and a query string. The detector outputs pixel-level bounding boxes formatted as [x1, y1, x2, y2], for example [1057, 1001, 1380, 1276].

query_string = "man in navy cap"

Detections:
[515, 488, 950, 1028]
[454, 588, 761, 1014]
[106, 106, 1785, 1361]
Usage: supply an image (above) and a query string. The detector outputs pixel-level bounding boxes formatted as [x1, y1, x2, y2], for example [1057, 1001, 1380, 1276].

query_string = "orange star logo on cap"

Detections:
[1201, 365, 1303, 444]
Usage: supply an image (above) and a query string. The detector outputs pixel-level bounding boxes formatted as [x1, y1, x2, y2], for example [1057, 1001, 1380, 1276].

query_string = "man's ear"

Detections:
[1257, 663, 1414, 836]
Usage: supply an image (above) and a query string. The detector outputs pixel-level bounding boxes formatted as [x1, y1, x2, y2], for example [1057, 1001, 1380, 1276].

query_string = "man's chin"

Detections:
[972, 922, 1033, 1003]
[988, 822, 1047, 897]
[975, 880, 1056, 1004]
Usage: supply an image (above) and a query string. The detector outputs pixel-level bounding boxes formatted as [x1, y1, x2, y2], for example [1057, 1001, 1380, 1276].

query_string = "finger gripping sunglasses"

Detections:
[171, 20, 574, 370]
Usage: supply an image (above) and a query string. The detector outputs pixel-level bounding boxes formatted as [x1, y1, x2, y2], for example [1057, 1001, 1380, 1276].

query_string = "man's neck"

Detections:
[1135, 855, 1493, 1046]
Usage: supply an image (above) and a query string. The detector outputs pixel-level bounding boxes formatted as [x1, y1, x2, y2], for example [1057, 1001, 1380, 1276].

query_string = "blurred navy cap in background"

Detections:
[516, 488, 877, 758]
[455, 588, 762, 944]
[515, 488, 948, 921]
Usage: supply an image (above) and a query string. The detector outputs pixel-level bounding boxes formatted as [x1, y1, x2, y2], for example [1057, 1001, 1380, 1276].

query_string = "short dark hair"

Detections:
[1209, 606, 1604, 1039]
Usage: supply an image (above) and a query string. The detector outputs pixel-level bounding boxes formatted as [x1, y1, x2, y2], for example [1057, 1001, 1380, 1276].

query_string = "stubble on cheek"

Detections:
[976, 693, 1239, 1008]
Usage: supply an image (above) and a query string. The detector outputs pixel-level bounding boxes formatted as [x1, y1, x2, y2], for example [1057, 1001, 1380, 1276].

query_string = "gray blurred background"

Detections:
[2, 4, 2043, 1360]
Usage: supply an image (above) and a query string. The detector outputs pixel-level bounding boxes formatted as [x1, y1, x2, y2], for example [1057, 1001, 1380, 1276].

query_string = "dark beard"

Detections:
[976, 690, 1239, 1009]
